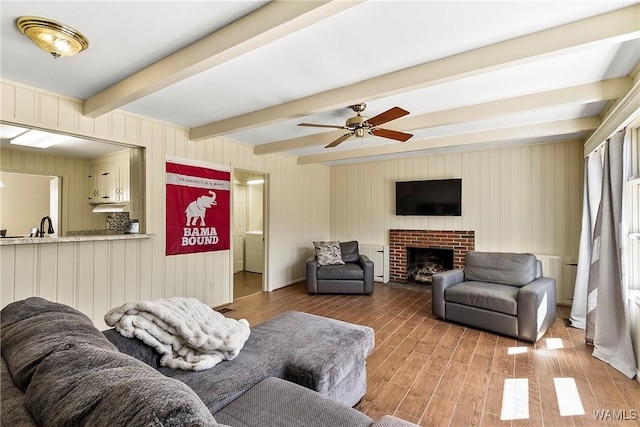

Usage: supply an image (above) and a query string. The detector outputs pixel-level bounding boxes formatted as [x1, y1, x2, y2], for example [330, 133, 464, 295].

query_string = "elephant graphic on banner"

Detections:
[185, 190, 217, 226]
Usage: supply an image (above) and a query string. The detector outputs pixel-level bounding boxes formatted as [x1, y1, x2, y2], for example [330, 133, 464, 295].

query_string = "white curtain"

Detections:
[570, 153, 602, 328]
[571, 129, 636, 379]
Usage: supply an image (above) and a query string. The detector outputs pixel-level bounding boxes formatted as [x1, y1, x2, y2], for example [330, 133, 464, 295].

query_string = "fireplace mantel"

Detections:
[389, 229, 475, 283]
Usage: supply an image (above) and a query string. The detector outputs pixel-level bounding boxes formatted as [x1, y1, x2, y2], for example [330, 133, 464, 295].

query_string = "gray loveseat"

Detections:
[1, 297, 416, 426]
[307, 240, 374, 294]
[431, 251, 556, 342]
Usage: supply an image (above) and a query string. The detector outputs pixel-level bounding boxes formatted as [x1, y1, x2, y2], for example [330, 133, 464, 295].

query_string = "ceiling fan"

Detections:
[298, 103, 413, 148]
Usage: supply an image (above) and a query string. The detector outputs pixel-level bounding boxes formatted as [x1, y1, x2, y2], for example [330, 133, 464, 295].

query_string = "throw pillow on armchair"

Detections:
[313, 241, 345, 266]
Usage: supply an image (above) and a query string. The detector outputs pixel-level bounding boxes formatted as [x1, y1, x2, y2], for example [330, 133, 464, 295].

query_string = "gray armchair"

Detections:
[431, 251, 556, 342]
[306, 241, 374, 295]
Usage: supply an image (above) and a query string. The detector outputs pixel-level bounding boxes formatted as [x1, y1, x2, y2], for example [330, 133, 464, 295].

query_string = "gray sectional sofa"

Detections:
[432, 251, 557, 342]
[1, 297, 416, 426]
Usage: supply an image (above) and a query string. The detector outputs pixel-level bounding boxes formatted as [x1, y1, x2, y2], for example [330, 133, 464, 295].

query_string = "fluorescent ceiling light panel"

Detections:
[10, 130, 68, 149]
[246, 179, 264, 185]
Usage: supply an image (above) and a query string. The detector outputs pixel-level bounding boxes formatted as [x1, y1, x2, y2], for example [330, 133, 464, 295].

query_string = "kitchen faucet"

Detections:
[39, 216, 54, 237]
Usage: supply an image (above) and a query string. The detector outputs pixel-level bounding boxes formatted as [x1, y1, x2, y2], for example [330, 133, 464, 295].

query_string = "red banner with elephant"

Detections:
[165, 156, 231, 256]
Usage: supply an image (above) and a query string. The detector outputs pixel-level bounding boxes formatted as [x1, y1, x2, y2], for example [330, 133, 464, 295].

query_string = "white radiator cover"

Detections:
[359, 244, 390, 283]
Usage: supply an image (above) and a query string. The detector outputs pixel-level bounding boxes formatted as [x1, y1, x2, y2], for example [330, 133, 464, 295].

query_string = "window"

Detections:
[624, 124, 639, 292]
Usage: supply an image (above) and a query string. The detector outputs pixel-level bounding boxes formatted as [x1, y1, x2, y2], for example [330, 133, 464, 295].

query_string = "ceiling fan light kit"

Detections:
[17, 16, 89, 59]
[298, 103, 413, 148]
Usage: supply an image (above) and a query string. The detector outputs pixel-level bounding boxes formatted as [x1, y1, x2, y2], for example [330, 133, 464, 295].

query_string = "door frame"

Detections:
[230, 167, 268, 297]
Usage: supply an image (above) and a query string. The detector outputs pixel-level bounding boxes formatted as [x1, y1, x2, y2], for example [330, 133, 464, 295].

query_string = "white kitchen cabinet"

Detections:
[112, 154, 130, 202]
[88, 150, 130, 204]
[87, 167, 100, 203]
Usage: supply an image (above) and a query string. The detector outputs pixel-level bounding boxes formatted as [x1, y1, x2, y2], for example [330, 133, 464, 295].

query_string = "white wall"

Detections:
[0, 80, 329, 326]
[330, 140, 583, 260]
[247, 183, 263, 232]
[0, 149, 104, 234]
[0, 171, 51, 236]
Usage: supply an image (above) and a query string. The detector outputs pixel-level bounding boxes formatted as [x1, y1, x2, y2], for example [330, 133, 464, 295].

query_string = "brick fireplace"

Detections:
[389, 229, 475, 283]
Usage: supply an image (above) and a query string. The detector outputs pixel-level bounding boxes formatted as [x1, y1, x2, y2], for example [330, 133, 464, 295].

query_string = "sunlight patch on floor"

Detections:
[546, 338, 564, 350]
[500, 378, 529, 420]
[554, 378, 586, 416]
[508, 346, 529, 355]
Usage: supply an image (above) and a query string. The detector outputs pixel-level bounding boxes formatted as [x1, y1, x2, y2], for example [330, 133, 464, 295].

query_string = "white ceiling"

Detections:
[1, 1, 638, 165]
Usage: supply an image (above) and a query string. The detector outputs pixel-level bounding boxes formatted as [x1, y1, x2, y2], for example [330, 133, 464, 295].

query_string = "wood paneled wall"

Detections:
[330, 141, 584, 259]
[1, 238, 153, 329]
[0, 80, 329, 326]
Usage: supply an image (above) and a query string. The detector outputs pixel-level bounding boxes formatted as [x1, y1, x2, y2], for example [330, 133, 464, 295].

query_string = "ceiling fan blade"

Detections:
[325, 133, 353, 148]
[371, 128, 413, 142]
[298, 123, 345, 129]
[366, 107, 410, 127]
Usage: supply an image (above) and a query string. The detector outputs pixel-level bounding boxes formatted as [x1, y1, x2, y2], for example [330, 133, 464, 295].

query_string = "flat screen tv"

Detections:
[395, 179, 462, 216]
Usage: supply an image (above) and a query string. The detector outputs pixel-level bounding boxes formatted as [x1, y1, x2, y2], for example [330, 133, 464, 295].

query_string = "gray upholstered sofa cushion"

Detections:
[215, 377, 373, 427]
[0, 297, 116, 391]
[147, 311, 374, 414]
[25, 343, 217, 426]
[1, 359, 36, 426]
[372, 416, 424, 427]
[444, 281, 519, 315]
[215, 377, 417, 427]
[1, 297, 218, 426]
[317, 262, 365, 280]
[270, 311, 373, 396]
[102, 328, 162, 368]
[465, 251, 539, 287]
[340, 240, 361, 262]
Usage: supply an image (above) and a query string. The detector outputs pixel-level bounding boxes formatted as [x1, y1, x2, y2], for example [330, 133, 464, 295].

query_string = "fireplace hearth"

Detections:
[389, 229, 475, 283]
[406, 247, 453, 284]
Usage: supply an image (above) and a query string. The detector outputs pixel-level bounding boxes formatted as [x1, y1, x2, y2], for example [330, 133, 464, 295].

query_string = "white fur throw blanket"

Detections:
[105, 297, 250, 371]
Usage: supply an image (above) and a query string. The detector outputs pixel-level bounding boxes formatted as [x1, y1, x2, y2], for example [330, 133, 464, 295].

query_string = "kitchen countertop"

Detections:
[0, 233, 152, 246]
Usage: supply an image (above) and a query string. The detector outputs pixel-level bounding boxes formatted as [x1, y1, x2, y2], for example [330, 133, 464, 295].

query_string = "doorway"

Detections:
[232, 169, 266, 299]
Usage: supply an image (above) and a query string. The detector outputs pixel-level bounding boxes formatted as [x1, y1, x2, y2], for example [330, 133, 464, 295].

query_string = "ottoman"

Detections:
[104, 310, 375, 413]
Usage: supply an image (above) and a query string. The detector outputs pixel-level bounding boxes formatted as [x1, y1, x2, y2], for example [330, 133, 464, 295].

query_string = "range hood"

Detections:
[92, 203, 129, 213]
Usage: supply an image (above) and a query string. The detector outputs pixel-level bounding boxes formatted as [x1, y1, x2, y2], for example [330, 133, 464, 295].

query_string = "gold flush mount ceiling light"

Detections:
[17, 16, 89, 59]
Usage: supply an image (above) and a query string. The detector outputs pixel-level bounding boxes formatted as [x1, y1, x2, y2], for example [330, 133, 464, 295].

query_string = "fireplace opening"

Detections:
[406, 247, 454, 284]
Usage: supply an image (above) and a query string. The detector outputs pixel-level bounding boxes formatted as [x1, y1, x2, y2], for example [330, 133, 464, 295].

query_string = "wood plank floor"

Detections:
[233, 271, 263, 299]
[219, 282, 640, 427]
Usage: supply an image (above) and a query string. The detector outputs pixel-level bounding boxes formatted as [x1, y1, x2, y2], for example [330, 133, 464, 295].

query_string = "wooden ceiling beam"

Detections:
[584, 79, 640, 156]
[192, 4, 639, 141]
[254, 77, 631, 155]
[83, 1, 362, 118]
[296, 117, 601, 164]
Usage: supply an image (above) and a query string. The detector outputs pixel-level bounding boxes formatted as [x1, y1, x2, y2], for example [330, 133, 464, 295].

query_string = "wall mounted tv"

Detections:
[395, 179, 462, 216]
